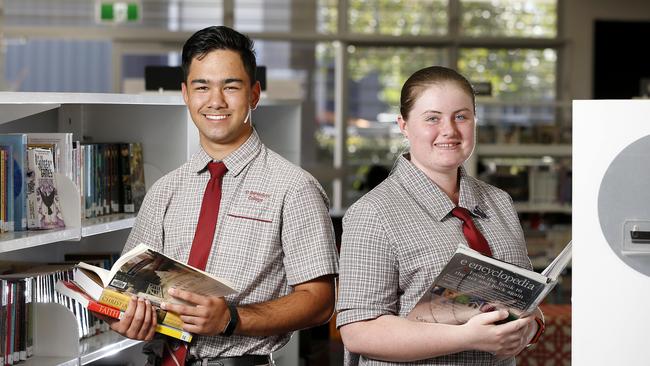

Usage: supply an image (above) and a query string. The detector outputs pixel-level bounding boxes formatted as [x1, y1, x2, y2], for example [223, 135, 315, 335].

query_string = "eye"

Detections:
[224, 85, 240, 91]
[194, 86, 208, 91]
[455, 114, 469, 122]
[425, 115, 440, 123]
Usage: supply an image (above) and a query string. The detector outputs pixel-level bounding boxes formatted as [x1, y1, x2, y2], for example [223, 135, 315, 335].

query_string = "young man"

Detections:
[108, 26, 339, 366]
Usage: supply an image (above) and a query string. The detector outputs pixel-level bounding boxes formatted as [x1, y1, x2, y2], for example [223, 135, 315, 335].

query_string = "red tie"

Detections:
[162, 161, 227, 366]
[451, 207, 492, 257]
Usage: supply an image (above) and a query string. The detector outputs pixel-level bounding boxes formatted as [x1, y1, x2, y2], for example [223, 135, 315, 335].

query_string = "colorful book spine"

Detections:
[0, 134, 28, 231]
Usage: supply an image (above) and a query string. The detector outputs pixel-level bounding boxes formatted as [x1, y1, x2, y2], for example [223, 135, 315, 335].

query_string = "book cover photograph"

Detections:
[408, 241, 571, 325]
[26, 148, 65, 229]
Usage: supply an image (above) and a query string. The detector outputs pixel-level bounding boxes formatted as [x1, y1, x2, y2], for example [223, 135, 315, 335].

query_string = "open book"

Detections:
[407, 241, 572, 324]
[76, 243, 238, 307]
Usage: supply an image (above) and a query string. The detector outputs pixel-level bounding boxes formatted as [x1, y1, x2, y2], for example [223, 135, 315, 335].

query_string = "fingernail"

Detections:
[168, 288, 175, 295]
[160, 302, 167, 310]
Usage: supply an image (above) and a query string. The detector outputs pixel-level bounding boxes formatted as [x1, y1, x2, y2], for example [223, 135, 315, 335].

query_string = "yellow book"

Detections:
[156, 323, 192, 342]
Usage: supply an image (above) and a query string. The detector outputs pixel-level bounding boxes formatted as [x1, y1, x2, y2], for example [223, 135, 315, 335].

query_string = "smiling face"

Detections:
[182, 49, 261, 159]
[398, 82, 476, 180]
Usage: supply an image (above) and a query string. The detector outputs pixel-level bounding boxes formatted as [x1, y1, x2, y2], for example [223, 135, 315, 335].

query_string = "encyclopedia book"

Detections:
[407, 241, 572, 324]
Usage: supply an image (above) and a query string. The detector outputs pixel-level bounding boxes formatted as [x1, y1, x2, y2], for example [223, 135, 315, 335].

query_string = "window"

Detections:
[0, 0, 562, 209]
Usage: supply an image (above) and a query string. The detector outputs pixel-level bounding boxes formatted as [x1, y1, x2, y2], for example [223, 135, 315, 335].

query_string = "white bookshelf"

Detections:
[0, 92, 302, 365]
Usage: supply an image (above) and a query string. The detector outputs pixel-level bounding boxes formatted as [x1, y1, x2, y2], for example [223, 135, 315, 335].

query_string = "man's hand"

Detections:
[105, 296, 158, 340]
[160, 287, 230, 336]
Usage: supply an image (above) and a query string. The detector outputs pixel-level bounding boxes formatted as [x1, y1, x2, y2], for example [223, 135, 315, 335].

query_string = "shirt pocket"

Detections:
[226, 203, 274, 223]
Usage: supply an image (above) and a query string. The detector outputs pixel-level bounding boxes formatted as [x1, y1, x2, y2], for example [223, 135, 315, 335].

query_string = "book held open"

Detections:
[408, 241, 572, 324]
[77, 243, 238, 307]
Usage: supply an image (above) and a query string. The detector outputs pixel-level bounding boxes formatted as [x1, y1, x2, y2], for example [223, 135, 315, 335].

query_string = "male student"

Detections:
[108, 26, 339, 366]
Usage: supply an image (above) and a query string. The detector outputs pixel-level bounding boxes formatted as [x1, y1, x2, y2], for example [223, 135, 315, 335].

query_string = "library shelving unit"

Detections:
[467, 99, 573, 292]
[0, 92, 301, 366]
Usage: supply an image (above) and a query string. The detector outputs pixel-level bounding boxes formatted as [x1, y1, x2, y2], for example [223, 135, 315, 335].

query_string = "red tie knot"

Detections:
[207, 161, 228, 179]
[451, 206, 472, 222]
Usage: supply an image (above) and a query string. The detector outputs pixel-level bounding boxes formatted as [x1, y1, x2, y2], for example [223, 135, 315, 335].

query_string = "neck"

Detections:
[201, 128, 253, 161]
[414, 162, 460, 205]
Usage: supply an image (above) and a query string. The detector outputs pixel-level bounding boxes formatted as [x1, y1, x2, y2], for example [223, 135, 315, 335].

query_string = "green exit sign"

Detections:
[98, 1, 140, 23]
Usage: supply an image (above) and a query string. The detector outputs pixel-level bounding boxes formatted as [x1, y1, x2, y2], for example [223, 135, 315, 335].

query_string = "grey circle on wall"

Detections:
[598, 134, 650, 277]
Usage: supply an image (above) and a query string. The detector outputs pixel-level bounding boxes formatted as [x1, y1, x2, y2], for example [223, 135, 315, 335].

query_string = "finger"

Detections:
[145, 307, 158, 340]
[160, 300, 193, 317]
[127, 298, 147, 338]
[114, 296, 138, 333]
[137, 300, 153, 339]
[168, 287, 207, 305]
[477, 309, 511, 325]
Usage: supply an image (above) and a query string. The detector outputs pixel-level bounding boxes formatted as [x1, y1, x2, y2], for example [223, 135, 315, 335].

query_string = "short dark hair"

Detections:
[399, 66, 475, 120]
[181, 26, 257, 85]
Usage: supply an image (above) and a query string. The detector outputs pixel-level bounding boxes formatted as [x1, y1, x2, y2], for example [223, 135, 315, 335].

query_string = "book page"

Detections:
[541, 240, 572, 280]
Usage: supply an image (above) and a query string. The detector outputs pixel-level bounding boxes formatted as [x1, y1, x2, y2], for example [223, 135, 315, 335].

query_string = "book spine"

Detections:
[155, 323, 192, 342]
[1, 149, 6, 232]
[24, 279, 33, 358]
[4, 146, 14, 233]
[129, 143, 146, 213]
[119, 143, 134, 213]
[87, 301, 121, 320]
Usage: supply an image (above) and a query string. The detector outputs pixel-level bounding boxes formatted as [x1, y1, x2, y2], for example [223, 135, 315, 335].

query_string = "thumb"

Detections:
[475, 309, 511, 325]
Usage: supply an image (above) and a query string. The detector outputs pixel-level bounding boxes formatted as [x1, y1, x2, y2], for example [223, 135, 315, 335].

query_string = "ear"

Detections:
[397, 115, 408, 138]
[250, 81, 261, 109]
[181, 82, 189, 105]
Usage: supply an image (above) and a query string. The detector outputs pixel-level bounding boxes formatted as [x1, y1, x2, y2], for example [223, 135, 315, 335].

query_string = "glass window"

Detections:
[236, 0, 318, 33]
[4, 38, 112, 92]
[349, 0, 448, 36]
[343, 46, 448, 203]
[461, 0, 557, 38]
[459, 48, 556, 101]
[317, 0, 338, 34]
[459, 48, 560, 145]
[3, 0, 223, 30]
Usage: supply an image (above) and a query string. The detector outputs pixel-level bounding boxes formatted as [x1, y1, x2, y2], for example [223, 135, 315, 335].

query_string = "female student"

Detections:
[336, 66, 544, 365]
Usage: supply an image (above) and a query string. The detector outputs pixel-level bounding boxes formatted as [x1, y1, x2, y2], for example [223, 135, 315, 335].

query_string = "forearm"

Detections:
[340, 315, 472, 362]
[235, 275, 335, 337]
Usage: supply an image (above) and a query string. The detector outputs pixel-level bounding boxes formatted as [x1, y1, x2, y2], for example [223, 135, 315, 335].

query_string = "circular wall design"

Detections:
[598, 134, 650, 277]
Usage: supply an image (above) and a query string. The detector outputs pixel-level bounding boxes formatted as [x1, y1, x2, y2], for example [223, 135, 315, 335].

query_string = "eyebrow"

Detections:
[420, 108, 472, 116]
[189, 78, 245, 85]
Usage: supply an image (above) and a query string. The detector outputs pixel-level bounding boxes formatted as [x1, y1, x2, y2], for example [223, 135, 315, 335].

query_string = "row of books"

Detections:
[0, 278, 33, 366]
[0, 133, 146, 233]
[80, 142, 146, 219]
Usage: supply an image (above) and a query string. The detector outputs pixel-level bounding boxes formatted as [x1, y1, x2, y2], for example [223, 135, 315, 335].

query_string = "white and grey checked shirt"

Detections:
[124, 130, 339, 358]
[336, 155, 532, 366]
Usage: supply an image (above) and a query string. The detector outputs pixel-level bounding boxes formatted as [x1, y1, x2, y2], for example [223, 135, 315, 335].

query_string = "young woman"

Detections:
[336, 66, 543, 365]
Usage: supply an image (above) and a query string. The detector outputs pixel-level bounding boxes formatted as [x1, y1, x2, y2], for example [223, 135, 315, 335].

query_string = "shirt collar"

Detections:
[394, 154, 487, 221]
[188, 129, 262, 176]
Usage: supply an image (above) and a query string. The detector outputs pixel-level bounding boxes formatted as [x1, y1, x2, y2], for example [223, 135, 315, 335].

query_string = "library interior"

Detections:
[1, 1, 650, 366]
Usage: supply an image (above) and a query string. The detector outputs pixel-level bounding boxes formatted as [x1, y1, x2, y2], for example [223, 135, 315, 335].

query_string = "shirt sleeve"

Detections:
[336, 199, 399, 327]
[123, 175, 172, 254]
[280, 179, 339, 286]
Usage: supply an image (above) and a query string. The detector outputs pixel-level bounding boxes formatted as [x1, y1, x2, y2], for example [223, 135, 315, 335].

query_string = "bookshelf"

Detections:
[0, 92, 302, 365]
[468, 100, 573, 302]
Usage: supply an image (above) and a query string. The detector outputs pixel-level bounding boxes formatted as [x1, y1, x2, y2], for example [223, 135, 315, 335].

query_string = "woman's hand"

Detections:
[462, 310, 535, 358]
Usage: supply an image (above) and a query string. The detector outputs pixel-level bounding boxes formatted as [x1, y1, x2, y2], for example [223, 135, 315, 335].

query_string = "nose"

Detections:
[440, 117, 458, 137]
[208, 89, 227, 109]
